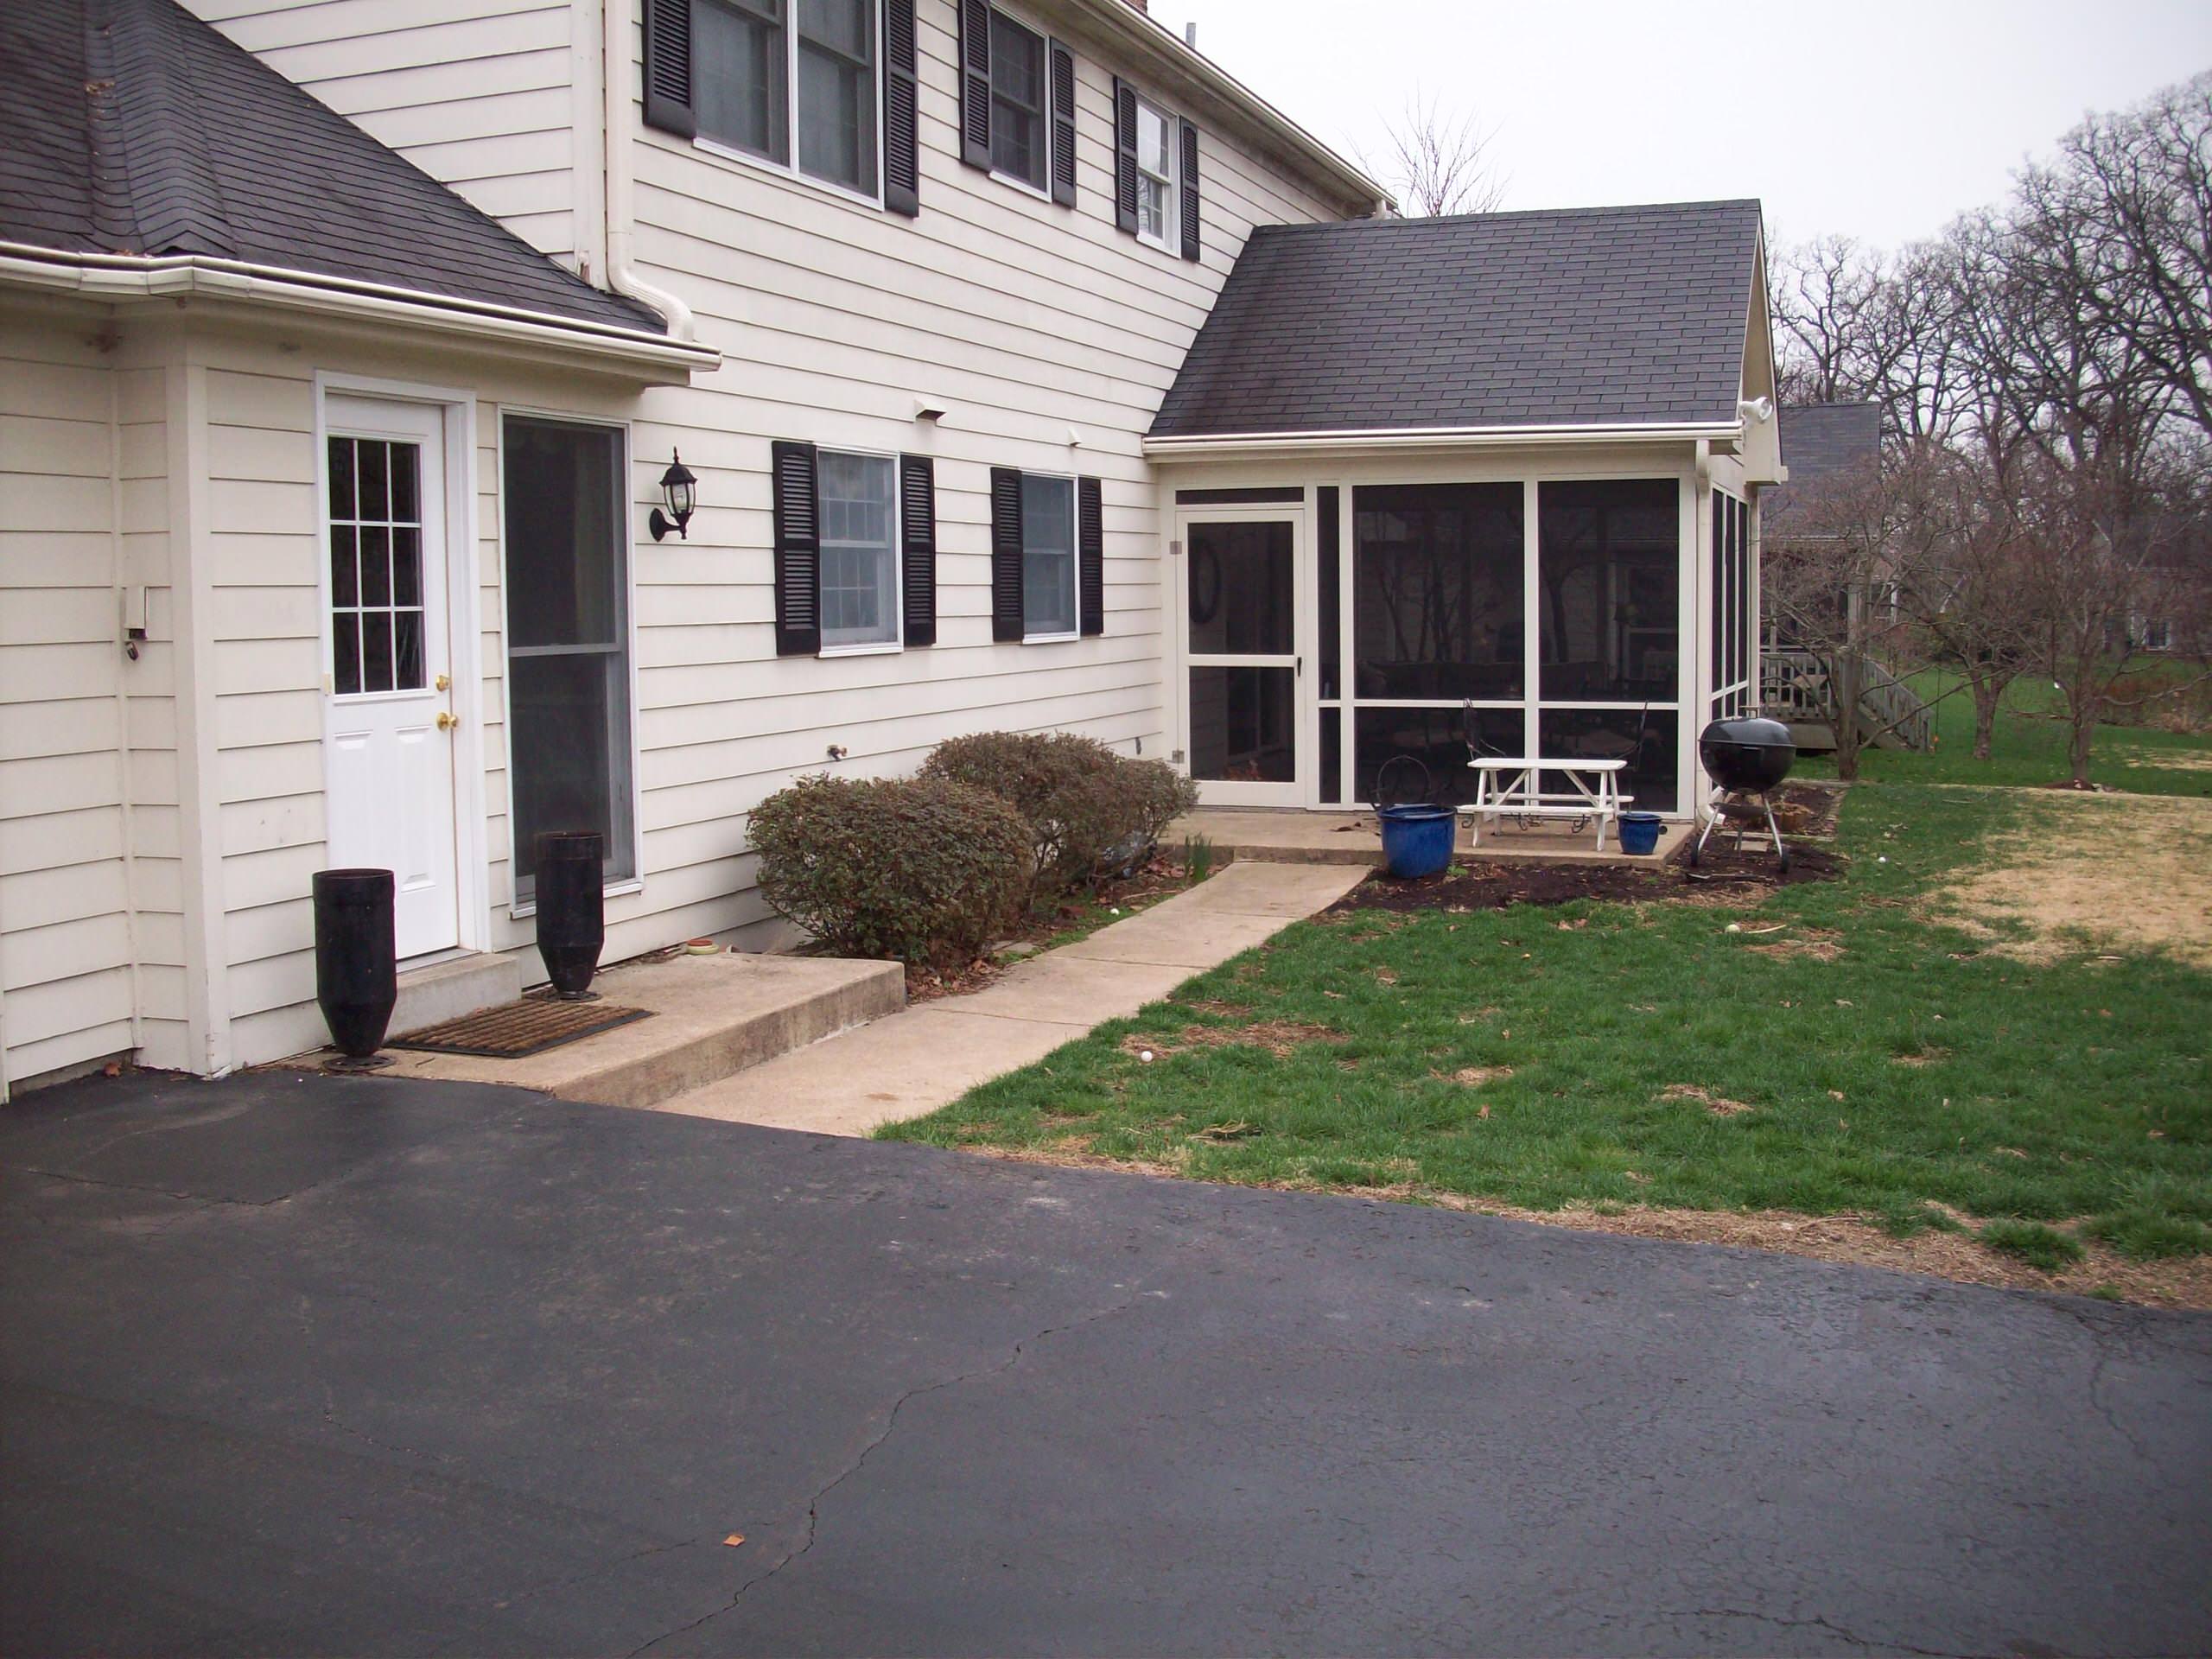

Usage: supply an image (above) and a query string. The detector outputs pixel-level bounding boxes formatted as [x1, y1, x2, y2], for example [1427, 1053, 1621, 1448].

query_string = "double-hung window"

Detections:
[1133, 96, 1176, 250]
[1020, 473, 1076, 639]
[816, 450, 899, 652]
[694, 0, 879, 199]
[988, 8, 1048, 193]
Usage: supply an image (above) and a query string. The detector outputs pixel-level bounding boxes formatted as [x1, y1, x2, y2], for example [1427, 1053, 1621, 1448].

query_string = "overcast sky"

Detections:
[1154, 0, 2212, 249]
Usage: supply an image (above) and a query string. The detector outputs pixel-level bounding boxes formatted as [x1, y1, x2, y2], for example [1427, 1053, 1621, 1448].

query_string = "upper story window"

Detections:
[988, 9, 1048, 193]
[1133, 96, 1176, 250]
[693, 0, 879, 199]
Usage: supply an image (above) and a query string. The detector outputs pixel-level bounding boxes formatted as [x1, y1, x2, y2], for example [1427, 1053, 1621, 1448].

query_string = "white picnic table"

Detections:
[1459, 757, 1631, 851]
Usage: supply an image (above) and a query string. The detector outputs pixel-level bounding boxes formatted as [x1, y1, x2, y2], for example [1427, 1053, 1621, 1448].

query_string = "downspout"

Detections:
[602, 0, 696, 340]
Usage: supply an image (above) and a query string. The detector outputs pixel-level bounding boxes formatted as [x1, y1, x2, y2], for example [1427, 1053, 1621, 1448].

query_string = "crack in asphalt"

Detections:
[1667, 1605, 1990, 1657]
[623, 1292, 1146, 1658]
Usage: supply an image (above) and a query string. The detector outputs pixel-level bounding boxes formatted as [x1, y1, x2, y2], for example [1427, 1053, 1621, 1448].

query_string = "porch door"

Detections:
[1179, 507, 1307, 805]
[322, 397, 462, 960]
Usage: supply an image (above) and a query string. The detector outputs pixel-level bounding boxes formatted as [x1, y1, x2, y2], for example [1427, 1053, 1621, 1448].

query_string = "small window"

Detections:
[695, 0, 878, 197]
[328, 435, 426, 697]
[988, 8, 1047, 193]
[817, 449, 899, 651]
[1021, 472, 1076, 639]
[1134, 97, 1176, 250]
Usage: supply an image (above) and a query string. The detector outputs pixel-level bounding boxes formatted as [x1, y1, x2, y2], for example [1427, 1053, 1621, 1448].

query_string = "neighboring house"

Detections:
[0, 0, 1780, 1094]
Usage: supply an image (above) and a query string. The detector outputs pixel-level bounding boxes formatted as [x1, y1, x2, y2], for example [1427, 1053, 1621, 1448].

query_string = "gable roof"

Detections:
[1150, 200, 1766, 442]
[0, 0, 665, 338]
[1769, 402, 1882, 519]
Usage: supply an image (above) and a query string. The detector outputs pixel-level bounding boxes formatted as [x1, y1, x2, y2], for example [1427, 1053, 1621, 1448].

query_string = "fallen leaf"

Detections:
[1828, 1090, 1847, 1102]
[1477, 1104, 1491, 1119]
[723, 1534, 746, 1548]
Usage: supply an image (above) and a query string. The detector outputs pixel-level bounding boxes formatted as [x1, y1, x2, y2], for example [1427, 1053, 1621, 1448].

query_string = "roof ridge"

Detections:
[99, 0, 238, 257]
[1250, 199, 1764, 238]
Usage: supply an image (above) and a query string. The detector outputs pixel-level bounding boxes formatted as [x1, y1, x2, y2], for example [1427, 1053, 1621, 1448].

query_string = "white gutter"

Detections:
[603, 0, 698, 339]
[0, 244, 719, 375]
[1075, 0, 1391, 214]
[1145, 421, 1745, 459]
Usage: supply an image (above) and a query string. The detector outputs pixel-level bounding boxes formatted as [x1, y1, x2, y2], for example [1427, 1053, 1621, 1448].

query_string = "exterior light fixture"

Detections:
[650, 451, 696, 541]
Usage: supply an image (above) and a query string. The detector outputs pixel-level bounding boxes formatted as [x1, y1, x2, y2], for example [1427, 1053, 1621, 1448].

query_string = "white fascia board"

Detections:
[1069, 0, 1391, 213]
[0, 245, 721, 379]
[1143, 421, 1746, 461]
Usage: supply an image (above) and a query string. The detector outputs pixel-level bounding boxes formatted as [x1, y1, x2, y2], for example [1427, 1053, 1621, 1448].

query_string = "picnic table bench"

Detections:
[1459, 757, 1631, 852]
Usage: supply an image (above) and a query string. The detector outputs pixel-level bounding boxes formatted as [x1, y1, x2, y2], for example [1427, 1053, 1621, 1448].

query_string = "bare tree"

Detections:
[1770, 235, 1970, 442]
[1368, 92, 1503, 218]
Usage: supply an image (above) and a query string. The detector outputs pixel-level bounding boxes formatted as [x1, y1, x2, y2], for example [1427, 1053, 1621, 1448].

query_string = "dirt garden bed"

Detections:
[1330, 839, 1845, 917]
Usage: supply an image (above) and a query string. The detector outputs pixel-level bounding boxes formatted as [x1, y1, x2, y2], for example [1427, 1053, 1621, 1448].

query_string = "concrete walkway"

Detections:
[657, 860, 1364, 1136]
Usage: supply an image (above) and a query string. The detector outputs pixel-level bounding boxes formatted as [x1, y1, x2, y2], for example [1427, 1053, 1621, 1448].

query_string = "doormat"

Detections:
[389, 994, 652, 1059]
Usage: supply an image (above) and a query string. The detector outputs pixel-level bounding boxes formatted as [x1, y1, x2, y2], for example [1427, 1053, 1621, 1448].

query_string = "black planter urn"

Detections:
[535, 831, 605, 999]
[314, 868, 397, 1061]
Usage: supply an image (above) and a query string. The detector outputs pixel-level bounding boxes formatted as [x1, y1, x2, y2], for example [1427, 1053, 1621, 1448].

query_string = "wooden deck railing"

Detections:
[1760, 649, 1933, 752]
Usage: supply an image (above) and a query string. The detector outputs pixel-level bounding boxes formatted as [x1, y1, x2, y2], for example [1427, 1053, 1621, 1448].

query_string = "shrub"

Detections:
[921, 731, 1198, 900]
[748, 773, 1029, 968]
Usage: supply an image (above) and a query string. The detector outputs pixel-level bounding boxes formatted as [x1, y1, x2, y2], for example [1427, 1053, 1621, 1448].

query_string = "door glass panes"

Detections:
[1021, 473, 1076, 637]
[817, 449, 898, 648]
[503, 417, 636, 894]
[1187, 520, 1293, 655]
[988, 9, 1046, 189]
[1354, 484, 1524, 699]
[328, 435, 424, 696]
[1189, 667, 1295, 783]
[1537, 480, 1679, 701]
[696, 0, 790, 162]
[796, 0, 876, 193]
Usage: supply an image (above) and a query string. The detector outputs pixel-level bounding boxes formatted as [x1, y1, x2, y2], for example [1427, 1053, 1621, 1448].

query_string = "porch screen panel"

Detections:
[1353, 485, 1523, 699]
[1354, 705, 1521, 809]
[503, 416, 636, 899]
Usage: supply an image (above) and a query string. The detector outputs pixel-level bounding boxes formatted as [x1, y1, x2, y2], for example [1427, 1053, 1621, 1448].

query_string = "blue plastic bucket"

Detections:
[1619, 811, 1663, 856]
[1377, 804, 1455, 879]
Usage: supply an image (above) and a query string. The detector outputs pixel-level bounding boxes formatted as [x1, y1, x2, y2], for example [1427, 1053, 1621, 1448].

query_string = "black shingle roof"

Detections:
[0, 0, 665, 335]
[1770, 401, 1881, 518]
[1151, 200, 1764, 438]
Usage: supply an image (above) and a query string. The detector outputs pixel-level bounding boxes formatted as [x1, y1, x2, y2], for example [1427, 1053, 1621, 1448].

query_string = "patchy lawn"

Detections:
[883, 782, 2212, 1306]
[1798, 666, 2212, 797]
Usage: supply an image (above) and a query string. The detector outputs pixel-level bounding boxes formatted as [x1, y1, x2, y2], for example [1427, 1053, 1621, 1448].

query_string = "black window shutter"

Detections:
[958, 0, 991, 172]
[1077, 476, 1104, 637]
[882, 0, 920, 215]
[641, 0, 696, 139]
[1047, 40, 1077, 206]
[1179, 119, 1201, 261]
[772, 442, 821, 657]
[990, 467, 1025, 643]
[900, 454, 937, 647]
[1112, 79, 1139, 233]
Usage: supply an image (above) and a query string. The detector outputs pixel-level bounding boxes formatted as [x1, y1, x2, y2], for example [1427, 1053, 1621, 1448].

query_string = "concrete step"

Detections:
[374, 951, 906, 1111]
[393, 951, 523, 1035]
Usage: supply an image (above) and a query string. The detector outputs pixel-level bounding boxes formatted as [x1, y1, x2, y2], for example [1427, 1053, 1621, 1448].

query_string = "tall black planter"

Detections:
[535, 831, 605, 1000]
[314, 868, 397, 1063]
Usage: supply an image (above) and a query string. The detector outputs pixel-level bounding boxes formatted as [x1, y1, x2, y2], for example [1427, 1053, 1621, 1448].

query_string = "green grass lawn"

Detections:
[884, 782, 2212, 1282]
[1799, 666, 2212, 796]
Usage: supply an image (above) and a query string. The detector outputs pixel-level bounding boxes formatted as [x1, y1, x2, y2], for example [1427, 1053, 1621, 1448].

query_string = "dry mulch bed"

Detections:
[1330, 841, 1844, 917]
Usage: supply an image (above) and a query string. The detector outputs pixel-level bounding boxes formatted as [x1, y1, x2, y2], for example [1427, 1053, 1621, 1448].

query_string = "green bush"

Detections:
[748, 773, 1030, 967]
[920, 731, 1198, 901]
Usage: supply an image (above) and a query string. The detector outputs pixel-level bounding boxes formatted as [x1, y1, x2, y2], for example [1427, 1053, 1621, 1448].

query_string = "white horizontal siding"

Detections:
[182, 0, 578, 264]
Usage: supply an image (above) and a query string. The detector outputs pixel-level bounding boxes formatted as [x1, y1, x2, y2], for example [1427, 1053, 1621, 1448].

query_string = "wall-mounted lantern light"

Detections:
[649, 451, 697, 541]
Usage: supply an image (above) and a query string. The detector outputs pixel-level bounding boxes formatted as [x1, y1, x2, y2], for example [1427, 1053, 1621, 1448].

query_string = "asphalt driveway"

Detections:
[2, 1070, 2206, 1657]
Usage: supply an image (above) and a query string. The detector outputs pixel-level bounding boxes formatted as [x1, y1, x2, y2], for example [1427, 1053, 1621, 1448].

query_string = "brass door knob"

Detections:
[436, 711, 460, 732]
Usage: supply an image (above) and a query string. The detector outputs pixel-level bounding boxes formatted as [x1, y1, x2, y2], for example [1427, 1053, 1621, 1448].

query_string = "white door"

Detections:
[322, 397, 461, 960]
[1178, 506, 1309, 806]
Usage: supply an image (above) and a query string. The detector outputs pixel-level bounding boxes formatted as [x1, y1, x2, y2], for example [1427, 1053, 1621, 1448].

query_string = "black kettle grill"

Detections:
[1689, 717, 1797, 873]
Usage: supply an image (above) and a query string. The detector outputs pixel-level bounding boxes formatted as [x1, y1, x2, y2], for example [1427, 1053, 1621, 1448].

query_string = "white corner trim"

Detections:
[0, 245, 720, 375]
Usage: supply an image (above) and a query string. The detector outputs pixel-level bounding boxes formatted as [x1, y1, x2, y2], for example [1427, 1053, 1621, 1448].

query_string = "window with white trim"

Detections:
[1021, 472, 1077, 639]
[988, 7, 1047, 193]
[694, 0, 879, 198]
[1134, 96, 1177, 250]
[817, 449, 899, 651]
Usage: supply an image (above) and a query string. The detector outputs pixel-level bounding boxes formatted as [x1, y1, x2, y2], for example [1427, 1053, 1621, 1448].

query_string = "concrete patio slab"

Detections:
[654, 861, 1364, 1136]
[1173, 807, 1690, 866]
[365, 951, 905, 1111]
